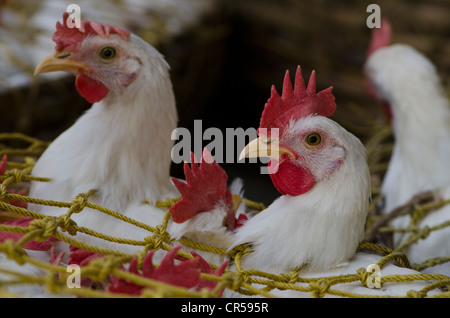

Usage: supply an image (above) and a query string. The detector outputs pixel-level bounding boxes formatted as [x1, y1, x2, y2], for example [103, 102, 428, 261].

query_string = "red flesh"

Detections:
[75, 72, 109, 103]
[269, 157, 315, 196]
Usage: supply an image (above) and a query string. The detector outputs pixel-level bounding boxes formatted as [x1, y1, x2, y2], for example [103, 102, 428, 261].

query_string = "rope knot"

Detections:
[222, 272, 247, 290]
[28, 217, 58, 240]
[68, 193, 89, 215]
[84, 256, 117, 282]
[3, 169, 23, 185]
[145, 225, 172, 250]
[281, 269, 299, 284]
[0, 239, 27, 265]
[309, 279, 331, 298]
[228, 243, 252, 260]
[57, 214, 78, 236]
[356, 267, 370, 287]
[418, 226, 431, 240]
[411, 204, 426, 225]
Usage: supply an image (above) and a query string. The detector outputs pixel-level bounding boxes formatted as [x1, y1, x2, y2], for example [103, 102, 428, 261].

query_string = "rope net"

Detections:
[0, 130, 450, 298]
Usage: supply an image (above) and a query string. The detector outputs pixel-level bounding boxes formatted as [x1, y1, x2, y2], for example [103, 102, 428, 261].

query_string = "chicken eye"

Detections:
[99, 47, 117, 60]
[306, 133, 322, 146]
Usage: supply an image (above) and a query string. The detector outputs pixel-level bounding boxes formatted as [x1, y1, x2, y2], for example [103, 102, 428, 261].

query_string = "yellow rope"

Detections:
[1, 133, 450, 298]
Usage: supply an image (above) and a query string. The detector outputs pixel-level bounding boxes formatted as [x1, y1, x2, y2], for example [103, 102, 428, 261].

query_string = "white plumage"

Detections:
[223, 114, 441, 298]
[222, 68, 443, 297]
[28, 21, 179, 255]
[31, 34, 177, 209]
[25, 13, 246, 267]
[364, 43, 450, 275]
[0, 0, 218, 91]
[232, 116, 371, 273]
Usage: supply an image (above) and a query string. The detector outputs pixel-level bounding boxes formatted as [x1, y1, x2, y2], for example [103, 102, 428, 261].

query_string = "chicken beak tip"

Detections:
[238, 148, 248, 161]
[239, 137, 264, 160]
[34, 53, 88, 75]
[240, 136, 295, 161]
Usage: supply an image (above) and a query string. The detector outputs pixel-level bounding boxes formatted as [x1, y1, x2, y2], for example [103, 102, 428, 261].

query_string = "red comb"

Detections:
[258, 66, 336, 135]
[67, 246, 106, 289]
[69, 246, 103, 267]
[170, 148, 234, 228]
[108, 246, 201, 295]
[191, 251, 229, 296]
[53, 12, 130, 51]
[367, 18, 392, 57]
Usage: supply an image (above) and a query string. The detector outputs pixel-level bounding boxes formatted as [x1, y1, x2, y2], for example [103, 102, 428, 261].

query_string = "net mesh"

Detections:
[1, 126, 449, 298]
[1, 0, 450, 299]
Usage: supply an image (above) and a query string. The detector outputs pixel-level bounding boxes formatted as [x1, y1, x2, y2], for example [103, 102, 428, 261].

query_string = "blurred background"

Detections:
[0, 0, 449, 205]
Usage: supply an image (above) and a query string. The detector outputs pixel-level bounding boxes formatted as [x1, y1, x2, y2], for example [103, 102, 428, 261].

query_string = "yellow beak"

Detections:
[34, 52, 90, 75]
[239, 136, 296, 161]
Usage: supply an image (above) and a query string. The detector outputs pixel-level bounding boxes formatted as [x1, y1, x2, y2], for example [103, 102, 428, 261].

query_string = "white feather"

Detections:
[28, 33, 178, 255]
[364, 44, 450, 275]
[230, 116, 371, 273]
[0, 0, 219, 91]
[224, 115, 443, 297]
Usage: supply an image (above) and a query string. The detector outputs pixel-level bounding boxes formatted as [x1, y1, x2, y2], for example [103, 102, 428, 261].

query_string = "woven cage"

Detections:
[1, 0, 450, 298]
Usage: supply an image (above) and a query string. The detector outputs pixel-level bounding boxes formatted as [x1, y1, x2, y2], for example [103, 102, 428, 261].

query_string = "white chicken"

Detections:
[221, 66, 442, 297]
[26, 12, 249, 266]
[364, 20, 450, 275]
[0, 0, 219, 91]
[28, 12, 178, 254]
[233, 66, 370, 272]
